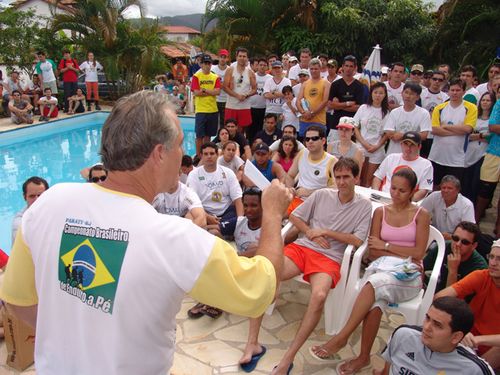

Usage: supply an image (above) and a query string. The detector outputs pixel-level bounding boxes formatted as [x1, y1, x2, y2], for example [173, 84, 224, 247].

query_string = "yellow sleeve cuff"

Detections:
[0, 228, 38, 306]
[189, 238, 276, 318]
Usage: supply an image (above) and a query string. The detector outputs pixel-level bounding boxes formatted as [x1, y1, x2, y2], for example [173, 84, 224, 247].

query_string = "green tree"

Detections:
[432, 0, 500, 78]
[50, 0, 169, 96]
[0, 8, 67, 75]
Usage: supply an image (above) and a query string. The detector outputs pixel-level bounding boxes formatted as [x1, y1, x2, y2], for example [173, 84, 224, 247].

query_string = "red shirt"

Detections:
[58, 58, 80, 82]
[453, 269, 500, 354]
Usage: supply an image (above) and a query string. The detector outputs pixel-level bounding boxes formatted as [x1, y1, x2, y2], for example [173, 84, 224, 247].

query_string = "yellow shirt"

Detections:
[303, 78, 328, 125]
[191, 70, 220, 113]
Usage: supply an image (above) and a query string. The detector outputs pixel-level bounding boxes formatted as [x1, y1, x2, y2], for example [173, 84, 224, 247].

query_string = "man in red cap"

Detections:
[212, 49, 230, 128]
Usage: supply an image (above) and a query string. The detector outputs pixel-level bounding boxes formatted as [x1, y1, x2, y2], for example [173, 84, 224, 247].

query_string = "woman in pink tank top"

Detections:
[271, 136, 299, 173]
[311, 168, 430, 374]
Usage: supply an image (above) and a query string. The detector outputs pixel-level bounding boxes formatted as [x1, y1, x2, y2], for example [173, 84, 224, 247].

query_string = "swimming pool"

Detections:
[0, 112, 196, 253]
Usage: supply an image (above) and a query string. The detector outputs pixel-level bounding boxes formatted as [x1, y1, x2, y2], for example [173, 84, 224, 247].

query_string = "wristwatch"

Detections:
[384, 242, 390, 251]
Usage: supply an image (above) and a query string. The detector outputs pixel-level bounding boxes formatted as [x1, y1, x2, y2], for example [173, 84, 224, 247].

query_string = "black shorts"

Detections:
[195, 112, 218, 138]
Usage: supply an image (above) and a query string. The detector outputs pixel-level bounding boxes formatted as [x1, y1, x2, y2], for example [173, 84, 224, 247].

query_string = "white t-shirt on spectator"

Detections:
[79, 61, 103, 82]
[264, 76, 292, 113]
[186, 165, 242, 216]
[384, 106, 432, 154]
[152, 182, 202, 217]
[385, 81, 404, 107]
[374, 153, 434, 193]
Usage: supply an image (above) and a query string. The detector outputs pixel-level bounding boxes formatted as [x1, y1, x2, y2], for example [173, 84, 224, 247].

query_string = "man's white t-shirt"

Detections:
[385, 81, 403, 107]
[186, 165, 242, 216]
[288, 65, 309, 82]
[250, 72, 271, 109]
[152, 182, 202, 217]
[420, 88, 449, 115]
[374, 153, 434, 193]
[211, 64, 229, 103]
[264, 76, 292, 113]
[2, 183, 277, 375]
[384, 106, 432, 154]
[464, 87, 480, 104]
[79, 61, 103, 82]
[476, 82, 490, 97]
[39, 96, 58, 104]
[38, 60, 57, 82]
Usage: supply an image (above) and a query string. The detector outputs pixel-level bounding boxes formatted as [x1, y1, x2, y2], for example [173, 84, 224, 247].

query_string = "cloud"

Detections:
[143, 0, 208, 17]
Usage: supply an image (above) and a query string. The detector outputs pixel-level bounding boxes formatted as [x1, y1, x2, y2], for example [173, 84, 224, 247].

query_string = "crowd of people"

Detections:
[1, 50, 103, 123]
[2, 46, 500, 375]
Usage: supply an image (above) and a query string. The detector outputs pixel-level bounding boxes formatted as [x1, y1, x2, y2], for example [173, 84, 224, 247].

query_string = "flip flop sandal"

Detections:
[336, 358, 371, 374]
[187, 302, 205, 319]
[202, 305, 223, 319]
[309, 346, 342, 362]
[272, 362, 294, 374]
[240, 345, 267, 372]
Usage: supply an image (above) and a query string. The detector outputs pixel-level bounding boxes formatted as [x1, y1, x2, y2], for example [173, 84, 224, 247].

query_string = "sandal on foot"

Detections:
[272, 362, 294, 374]
[202, 305, 223, 319]
[240, 345, 267, 372]
[187, 302, 205, 319]
[309, 346, 341, 361]
[336, 358, 371, 374]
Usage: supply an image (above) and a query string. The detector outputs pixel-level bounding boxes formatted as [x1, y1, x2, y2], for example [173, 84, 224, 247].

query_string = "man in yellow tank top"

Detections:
[296, 58, 331, 137]
[191, 54, 221, 156]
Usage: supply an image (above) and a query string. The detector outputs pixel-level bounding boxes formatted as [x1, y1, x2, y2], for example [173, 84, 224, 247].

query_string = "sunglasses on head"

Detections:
[451, 234, 472, 246]
[432, 77, 444, 82]
[90, 176, 107, 183]
[304, 136, 321, 142]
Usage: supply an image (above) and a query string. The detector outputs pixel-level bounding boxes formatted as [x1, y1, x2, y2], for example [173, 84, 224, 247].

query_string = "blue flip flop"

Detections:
[273, 362, 294, 374]
[240, 346, 267, 372]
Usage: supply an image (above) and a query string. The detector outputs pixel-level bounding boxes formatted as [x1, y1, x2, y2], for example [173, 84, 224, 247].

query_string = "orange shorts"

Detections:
[284, 243, 340, 288]
[224, 108, 252, 127]
[287, 196, 304, 216]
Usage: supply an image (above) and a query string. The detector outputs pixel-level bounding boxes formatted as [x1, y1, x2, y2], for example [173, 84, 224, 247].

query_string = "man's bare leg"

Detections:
[272, 272, 333, 375]
[239, 257, 301, 366]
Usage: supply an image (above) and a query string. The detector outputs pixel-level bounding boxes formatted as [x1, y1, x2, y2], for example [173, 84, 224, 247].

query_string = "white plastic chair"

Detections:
[339, 225, 445, 327]
[266, 222, 358, 335]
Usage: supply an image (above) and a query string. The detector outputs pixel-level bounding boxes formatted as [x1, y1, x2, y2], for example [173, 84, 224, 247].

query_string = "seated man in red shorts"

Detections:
[436, 240, 500, 371]
[238, 157, 372, 374]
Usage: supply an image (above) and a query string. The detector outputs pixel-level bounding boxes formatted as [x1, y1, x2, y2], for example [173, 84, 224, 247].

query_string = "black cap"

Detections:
[402, 131, 422, 145]
[254, 143, 270, 153]
[201, 54, 212, 63]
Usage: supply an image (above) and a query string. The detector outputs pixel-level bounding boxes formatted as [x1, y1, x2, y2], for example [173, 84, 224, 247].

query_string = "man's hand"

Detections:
[206, 214, 220, 225]
[443, 232, 452, 241]
[461, 332, 477, 349]
[262, 179, 293, 216]
[306, 228, 325, 241]
[312, 236, 330, 249]
[447, 246, 461, 273]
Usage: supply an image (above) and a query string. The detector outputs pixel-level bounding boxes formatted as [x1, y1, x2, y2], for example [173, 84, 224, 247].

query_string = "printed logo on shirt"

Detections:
[397, 367, 417, 375]
[211, 191, 222, 202]
[405, 352, 415, 361]
[58, 221, 129, 314]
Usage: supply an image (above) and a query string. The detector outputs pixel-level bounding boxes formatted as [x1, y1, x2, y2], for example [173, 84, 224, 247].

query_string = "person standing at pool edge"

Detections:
[0, 91, 292, 375]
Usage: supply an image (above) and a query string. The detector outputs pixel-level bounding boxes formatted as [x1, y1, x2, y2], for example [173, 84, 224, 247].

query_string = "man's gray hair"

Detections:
[100, 90, 179, 171]
[309, 58, 322, 68]
[440, 175, 461, 190]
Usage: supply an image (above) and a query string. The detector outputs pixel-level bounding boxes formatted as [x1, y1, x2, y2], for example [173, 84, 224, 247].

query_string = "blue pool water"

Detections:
[0, 112, 196, 253]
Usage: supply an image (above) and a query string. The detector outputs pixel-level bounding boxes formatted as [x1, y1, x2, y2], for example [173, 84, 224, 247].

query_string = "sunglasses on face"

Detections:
[432, 77, 444, 82]
[305, 136, 321, 142]
[411, 71, 423, 76]
[451, 234, 472, 246]
[90, 176, 107, 183]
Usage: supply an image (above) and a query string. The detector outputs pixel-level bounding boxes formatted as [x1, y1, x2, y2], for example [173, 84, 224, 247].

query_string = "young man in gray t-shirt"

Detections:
[238, 157, 372, 373]
[378, 297, 493, 375]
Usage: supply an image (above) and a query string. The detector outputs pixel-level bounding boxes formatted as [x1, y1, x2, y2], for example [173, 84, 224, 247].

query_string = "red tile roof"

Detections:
[160, 43, 216, 59]
[160, 26, 201, 34]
